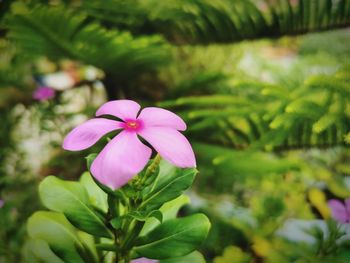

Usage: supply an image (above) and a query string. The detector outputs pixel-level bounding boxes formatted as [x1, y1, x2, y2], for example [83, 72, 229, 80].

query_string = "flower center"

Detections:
[123, 119, 142, 132]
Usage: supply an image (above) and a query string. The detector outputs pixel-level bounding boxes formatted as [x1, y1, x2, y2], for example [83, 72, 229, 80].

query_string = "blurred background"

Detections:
[0, 0, 350, 262]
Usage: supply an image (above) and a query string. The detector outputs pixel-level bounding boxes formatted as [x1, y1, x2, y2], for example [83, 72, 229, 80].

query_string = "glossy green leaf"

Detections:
[22, 238, 65, 263]
[141, 161, 197, 211]
[79, 172, 108, 213]
[141, 195, 190, 235]
[76, 231, 99, 263]
[39, 176, 113, 238]
[27, 211, 84, 263]
[135, 213, 211, 259]
[110, 217, 123, 230]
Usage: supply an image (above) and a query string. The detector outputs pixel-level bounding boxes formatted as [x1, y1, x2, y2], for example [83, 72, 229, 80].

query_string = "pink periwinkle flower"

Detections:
[131, 258, 158, 263]
[33, 86, 56, 101]
[63, 100, 196, 189]
[328, 198, 350, 224]
[0, 199, 4, 208]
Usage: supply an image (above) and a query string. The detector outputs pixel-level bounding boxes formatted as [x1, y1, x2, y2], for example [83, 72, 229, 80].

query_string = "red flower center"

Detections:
[123, 119, 143, 132]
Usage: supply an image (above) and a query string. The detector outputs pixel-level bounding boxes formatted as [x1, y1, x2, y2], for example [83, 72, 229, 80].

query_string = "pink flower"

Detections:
[63, 100, 196, 189]
[328, 198, 350, 223]
[131, 258, 158, 263]
[0, 199, 4, 208]
[33, 86, 56, 101]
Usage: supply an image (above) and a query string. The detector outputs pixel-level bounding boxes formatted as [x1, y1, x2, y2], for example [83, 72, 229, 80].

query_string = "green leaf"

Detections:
[39, 176, 113, 238]
[160, 251, 206, 263]
[81, 0, 350, 44]
[79, 172, 108, 213]
[135, 213, 211, 259]
[141, 195, 190, 235]
[110, 217, 123, 230]
[141, 161, 197, 211]
[6, 5, 170, 76]
[76, 231, 99, 263]
[22, 238, 65, 263]
[27, 211, 84, 263]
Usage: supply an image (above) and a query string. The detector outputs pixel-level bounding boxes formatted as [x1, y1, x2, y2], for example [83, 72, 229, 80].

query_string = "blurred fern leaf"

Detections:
[161, 68, 350, 150]
[5, 5, 171, 78]
[82, 0, 350, 44]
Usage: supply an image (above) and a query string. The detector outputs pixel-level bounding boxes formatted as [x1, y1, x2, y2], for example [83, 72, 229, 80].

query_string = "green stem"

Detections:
[108, 157, 162, 263]
[121, 219, 145, 251]
[108, 195, 119, 218]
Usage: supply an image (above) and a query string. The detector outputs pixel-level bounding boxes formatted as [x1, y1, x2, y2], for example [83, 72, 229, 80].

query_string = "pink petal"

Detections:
[63, 118, 123, 151]
[131, 258, 158, 263]
[345, 198, 350, 211]
[138, 107, 186, 131]
[90, 131, 152, 189]
[96, 100, 141, 121]
[139, 127, 196, 168]
[328, 199, 348, 223]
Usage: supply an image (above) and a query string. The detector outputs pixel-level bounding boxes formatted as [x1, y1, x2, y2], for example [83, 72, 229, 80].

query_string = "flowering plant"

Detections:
[33, 86, 56, 101]
[24, 100, 210, 263]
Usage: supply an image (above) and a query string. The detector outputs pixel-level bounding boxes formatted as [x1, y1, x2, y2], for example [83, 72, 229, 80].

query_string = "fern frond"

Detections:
[81, 0, 350, 44]
[5, 5, 171, 77]
[162, 69, 350, 150]
[305, 75, 350, 96]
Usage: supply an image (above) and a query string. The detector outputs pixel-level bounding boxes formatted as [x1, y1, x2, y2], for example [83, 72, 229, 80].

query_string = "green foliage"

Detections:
[82, 0, 350, 44]
[79, 172, 108, 213]
[26, 158, 209, 262]
[161, 66, 350, 150]
[309, 220, 346, 257]
[140, 163, 197, 211]
[214, 246, 251, 263]
[27, 211, 86, 263]
[135, 214, 210, 259]
[1, 0, 350, 262]
[141, 195, 190, 235]
[22, 238, 66, 263]
[39, 176, 113, 238]
[5, 5, 171, 78]
[0, 40, 30, 90]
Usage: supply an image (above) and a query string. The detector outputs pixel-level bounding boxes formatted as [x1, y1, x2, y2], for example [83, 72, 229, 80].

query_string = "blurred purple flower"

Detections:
[63, 100, 196, 190]
[328, 198, 350, 223]
[33, 86, 56, 101]
[131, 258, 158, 263]
[0, 199, 4, 208]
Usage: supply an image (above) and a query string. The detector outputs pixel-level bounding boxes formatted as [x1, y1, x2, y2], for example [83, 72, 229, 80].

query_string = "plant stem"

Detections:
[121, 219, 145, 251]
[109, 157, 162, 263]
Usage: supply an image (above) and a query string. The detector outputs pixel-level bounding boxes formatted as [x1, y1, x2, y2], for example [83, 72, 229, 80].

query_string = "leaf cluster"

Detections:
[24, 157, 210, 262]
